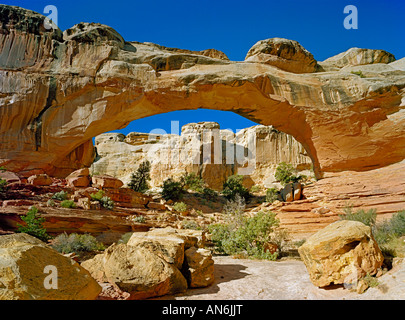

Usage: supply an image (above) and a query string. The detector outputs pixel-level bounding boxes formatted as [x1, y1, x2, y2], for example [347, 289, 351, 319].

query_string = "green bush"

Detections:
[351, 70, 366, 78]
[275, 162, 304, 186]
[51, 233, 105, 254]
[223, 194, 245, 215]
[222, 175, 250, 201]
[173, 202, 187, 213]
[52, 190, 68, 201]
[208, 210, 280, 260]
[128, 160, 151, 193]
[90, 190, 115, 210]
[181, 219, 202, 230]
[339, 206, 377, 227]
[16, 206, 51, 242]
[265, 188, 280, 203]
[0, 178, 7, 197]
[60, 200, 77, 209]
[161, 178, 184, 201]
[180, 172, 205, 192]
[373, 210, 405, 246]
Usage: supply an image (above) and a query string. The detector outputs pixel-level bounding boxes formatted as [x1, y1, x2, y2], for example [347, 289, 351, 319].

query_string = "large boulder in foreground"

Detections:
[298, 220, 384, 287]
[81, 243, 188, 299]
[0, 233, 101, 300]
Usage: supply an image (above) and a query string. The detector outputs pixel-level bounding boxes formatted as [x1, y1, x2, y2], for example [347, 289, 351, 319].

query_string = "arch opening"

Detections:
[90, 109, 314, 191]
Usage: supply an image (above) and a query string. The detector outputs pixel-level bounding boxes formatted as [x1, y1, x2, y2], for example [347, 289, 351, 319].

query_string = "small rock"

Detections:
[27, 174, 53, 186]
[92, 175, 123, 189]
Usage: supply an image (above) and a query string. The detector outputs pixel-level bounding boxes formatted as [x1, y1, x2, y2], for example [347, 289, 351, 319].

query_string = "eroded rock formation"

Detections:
[0, 5, 404, 178]
[91, 122, 312, 190]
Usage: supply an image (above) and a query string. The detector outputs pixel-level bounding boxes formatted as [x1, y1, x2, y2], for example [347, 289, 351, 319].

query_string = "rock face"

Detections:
[298, 220, 384, 287]
[0, 5, 404, 179]
[91, 122, 312, 190]
[0, 233, 101, 300]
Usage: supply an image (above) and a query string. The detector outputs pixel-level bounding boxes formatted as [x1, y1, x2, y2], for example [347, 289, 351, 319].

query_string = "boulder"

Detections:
[67, 176, 90, 188]
[245, 38, 321, 73]
[293, 182, 303, 201]
[319, 47, 396, 71]
[81, 243, 188, 299]
[127, 232, 185, 269]
[92, 175, 123, 189]
[27, 174, 53, 186]
[183, 246, 215, 288]
[104, 188, 150, 208]
[298, 220, 384, 287]
[0, 233, 101, 300]
[0, 171, 21, 184]
[66, 168, 90, 188]
[280, 183, 294, 202]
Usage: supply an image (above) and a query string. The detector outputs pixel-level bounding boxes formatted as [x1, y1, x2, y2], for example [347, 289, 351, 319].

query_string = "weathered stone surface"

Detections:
[127, 232, 185, 269]
[81, 243, 188, 299]
[183, 246, 215, 288]
[319, 47, 396, 71]
[245, 38, 321, 73]
[298, 220, 384, 287]
[0, 5, 404, 178]
[0, 233, 101, 300]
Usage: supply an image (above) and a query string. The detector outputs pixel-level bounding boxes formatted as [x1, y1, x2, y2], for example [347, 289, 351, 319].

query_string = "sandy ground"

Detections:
[157, 256, 405, 300]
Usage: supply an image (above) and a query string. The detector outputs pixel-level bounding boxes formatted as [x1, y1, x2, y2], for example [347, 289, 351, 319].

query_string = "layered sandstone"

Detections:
[91, 122, 312, 190]
[0, 5, 404, 179]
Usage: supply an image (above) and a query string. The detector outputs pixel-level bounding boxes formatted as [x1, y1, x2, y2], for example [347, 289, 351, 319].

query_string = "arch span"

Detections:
[0, 5, 404, 179]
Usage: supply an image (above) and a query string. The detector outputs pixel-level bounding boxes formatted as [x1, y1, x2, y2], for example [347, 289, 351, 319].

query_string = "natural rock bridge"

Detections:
[1, 4, 404, 178]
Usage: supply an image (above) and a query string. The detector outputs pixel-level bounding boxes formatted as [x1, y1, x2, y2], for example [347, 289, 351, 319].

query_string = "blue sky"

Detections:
[4, 0, 405, 135]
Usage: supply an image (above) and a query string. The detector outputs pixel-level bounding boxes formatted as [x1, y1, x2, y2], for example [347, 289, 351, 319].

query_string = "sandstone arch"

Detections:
[0, 5, 404, 179]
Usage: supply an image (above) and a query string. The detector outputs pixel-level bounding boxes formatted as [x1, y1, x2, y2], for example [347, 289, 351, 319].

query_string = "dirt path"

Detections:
[158, 256, 405, 300]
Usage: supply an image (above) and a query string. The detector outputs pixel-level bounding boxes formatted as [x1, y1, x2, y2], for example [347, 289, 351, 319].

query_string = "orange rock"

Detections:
[27, 174, 53, 186]
[92, 175, 123, 189]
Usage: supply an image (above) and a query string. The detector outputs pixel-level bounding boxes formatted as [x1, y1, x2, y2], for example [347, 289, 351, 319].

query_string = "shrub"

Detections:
[128, 160, 151, 193]
[0, 178, 7, 197]
[118, 232, 133, 244]
[161, 178, 184, 201]
[16, 206, 51, 242]
[52, 190, 68, 201]
[131, 215, 146, 223]
[90, 190, 115, 210]
[373, 210, 405, 247]
[51, 233, 104, 254]
[351, 70, 366, 78]
[201, 187, 217, 200]
[275, 162, 304, 186]
[181, 219, 202, 230]
[46, 199, 56, 207]
[208, 210, 281, 260]
[339, 206, 377, 227]
[265, 188, 280, 203]
[250, 185, 261, 193]
[180, 172, 205, 192]
[223, 194, 246, 215]
[222, 175, 250, 201]
[173, 201, 187, 213]
[60, 200, 77, 209]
